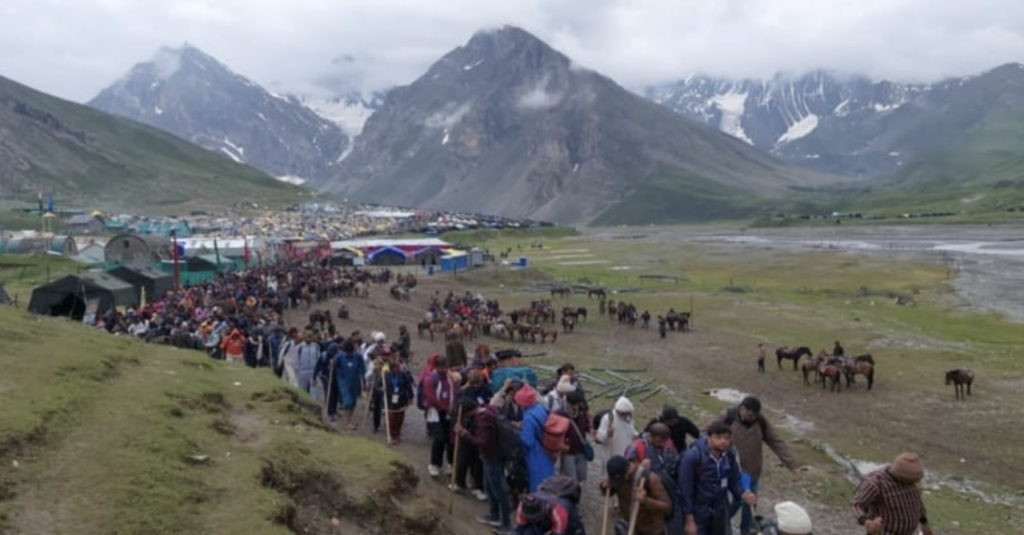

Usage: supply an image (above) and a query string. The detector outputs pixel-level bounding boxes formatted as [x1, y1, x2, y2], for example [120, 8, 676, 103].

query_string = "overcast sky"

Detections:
[2, 0, 1024, 103]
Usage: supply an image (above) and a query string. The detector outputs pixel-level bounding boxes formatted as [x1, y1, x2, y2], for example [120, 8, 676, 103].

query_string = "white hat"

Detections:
[614, 397, 634, 413]
[556, 375, 576, 394]
[775, 501, 812, 534]
[373, 331, 386, 342]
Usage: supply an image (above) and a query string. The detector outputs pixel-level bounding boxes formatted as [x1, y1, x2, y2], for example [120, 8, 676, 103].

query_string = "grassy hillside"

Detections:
[0, 306, 437, 535]
[0, 75, 306, 213]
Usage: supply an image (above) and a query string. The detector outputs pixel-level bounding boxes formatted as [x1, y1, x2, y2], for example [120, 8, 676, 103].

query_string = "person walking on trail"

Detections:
[512, 486, 583, 535]
[646, 406, 701, 452]
[626, 423, 679, 476]
[757, 343, 767, 374]
[424, 356, 457, 477]
[517, 385, 555, 493]
[445, 332, 468, 369]
[713, 396, 800, 535]
[333, 339, 366, 430]
[221, 328, 246, 364]
[295, 331, 321, 395]
[366, 347, 392, 434]
[754, 501, 813, 535]
[452, 397, 487, 501]
[561, 390, 591, 485]
[833, 340, 845, 358]
[456, 399, 513, 534]
[849, 452, 933, 535]
[396, 325, 411, 362]
[678, 422, 757, 535]
[601, 454, 674, 535]
[383, 351, 414, 445]
[278, 328, 301, 386]
[596, 396, 638, 458]
[658, 316, 667, 339]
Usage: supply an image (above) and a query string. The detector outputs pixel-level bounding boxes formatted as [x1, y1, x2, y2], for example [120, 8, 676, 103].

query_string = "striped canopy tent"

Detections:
[366, 245, 408, 266]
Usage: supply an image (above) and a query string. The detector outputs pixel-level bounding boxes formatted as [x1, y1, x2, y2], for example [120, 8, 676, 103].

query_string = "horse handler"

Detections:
[850, 452, 933, 535]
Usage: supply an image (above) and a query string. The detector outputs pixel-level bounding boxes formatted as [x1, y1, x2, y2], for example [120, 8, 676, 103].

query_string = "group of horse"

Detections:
[776, 347, 977, 399]
[550, 285, 607, 300]
[389, 274, 418, 301]
[776, 347, 876, 392]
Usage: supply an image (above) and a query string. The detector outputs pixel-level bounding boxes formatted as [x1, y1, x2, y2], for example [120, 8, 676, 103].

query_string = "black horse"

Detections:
[776, 346, 813, 370]
[945, 368, 974, 400]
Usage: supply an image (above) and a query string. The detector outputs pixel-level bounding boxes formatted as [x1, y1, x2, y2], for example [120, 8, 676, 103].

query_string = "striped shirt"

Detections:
[849, 468, 927, 535]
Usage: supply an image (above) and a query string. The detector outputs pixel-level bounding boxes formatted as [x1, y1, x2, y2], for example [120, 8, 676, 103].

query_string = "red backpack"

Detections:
[542, 411, 571, 457]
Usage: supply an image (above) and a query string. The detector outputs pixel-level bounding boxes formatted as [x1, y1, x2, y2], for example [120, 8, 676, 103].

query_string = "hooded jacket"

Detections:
[678, 437, 745, 517]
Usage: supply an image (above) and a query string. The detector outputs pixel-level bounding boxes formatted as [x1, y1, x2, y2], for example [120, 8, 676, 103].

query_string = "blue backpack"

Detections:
[490, 367, 539, 393]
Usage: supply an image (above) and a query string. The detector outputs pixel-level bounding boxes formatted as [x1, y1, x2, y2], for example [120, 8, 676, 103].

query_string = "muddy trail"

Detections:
[288, 264, 1020, 535]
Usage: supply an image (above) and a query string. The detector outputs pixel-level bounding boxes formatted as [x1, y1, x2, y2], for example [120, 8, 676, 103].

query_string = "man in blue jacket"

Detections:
[678, 422, 756, 535]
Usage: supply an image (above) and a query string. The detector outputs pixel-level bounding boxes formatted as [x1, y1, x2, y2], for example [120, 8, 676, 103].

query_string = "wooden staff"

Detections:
[381, 365, 391, 442]
[625, 469, 646, 535]
[447, 404, 465, 514]
[322, 357, 335, 421]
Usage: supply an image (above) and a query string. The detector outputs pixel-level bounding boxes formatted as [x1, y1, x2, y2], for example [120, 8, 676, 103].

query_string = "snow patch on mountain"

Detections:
[777, 114, 819, 144]
[220, 147, 242, 163]
[302, 96, 376, 138]
[709, 91, 753, 145]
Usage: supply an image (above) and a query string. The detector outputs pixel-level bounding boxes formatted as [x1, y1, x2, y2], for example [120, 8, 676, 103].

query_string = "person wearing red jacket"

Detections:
[221, 328, 245, 364]
[424, 356, 457, 477]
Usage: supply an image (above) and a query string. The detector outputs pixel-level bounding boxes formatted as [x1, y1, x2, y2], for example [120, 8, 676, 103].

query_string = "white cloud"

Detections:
[0, 0, 1023, 103]
[424, 102, 472, 129]
[517, 75, 563, 110]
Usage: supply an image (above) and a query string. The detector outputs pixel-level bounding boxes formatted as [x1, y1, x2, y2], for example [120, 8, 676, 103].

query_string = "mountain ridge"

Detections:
[321, 26, 837, 224]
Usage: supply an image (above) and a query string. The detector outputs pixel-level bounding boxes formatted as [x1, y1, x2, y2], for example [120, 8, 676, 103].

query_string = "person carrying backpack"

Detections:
[600, 455, 673, 535]
[424, 356, 458, 477]
[513, 475, 586, 535]
[517, 385, 556, 493]
[456, 401, 513, 534]
[626, 423, 681, 534]
[678, 422, 757, 535]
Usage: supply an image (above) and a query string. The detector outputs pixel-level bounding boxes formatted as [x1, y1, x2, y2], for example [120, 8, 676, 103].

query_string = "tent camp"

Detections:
[28, 273, 136, 321]
[107, 263, 173, 305]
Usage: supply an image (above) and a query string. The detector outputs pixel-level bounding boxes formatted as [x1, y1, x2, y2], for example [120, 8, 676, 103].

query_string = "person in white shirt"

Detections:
[596, 396, 638, 458]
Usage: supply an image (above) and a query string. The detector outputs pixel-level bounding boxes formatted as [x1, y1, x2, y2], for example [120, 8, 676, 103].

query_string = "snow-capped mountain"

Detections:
[320, 26, 832, 225]
[647, 64, 1024, 177]
[89, 44, 349, 184]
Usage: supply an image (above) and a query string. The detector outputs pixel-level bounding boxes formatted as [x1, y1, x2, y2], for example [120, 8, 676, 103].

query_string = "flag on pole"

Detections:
[213, 238, 222, 269]
[172, 233, 181, 289]
[243, 237, 251, 269]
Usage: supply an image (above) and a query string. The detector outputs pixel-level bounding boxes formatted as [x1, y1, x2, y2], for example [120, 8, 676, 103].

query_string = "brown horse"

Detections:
[587, 287, 606, 299]
[946, 368, 974, 400]
[802, 355, 824, 385]
[550, 286, 572, 298]
[776, 346, 813, 370]
[819, 362, 843, 392]
[843, 354, 876, 389]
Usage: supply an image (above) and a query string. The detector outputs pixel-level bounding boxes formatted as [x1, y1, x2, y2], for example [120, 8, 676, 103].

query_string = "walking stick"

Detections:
[381, 365, 392, 443]
[600, 484, 611, 535]
[625, 471, 646, 535]
[447, 405, 465, 514]
[322, 357, 335, 422]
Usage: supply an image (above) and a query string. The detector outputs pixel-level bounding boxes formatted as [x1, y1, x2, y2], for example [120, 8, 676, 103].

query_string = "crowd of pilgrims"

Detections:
[87, 258, 932, 535]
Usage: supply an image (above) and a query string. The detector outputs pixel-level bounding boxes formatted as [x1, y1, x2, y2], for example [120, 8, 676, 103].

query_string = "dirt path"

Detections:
[287, 255, 1021, 535]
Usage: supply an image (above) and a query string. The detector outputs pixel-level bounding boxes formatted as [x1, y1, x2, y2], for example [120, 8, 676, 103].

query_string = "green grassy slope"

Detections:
[0, 306, 436, 535]
[0, 75, 306, 213]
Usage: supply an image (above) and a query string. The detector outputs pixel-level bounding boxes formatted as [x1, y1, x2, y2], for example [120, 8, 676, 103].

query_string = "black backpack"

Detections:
[495, 413, 523, 462]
